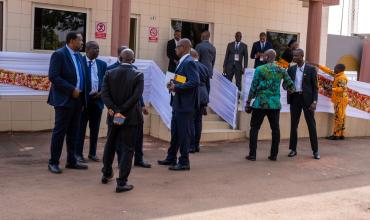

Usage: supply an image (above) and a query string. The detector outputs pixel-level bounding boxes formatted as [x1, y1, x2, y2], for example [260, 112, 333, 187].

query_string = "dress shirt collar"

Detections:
[85, 56, 96, 64]
[297, 63, 305, 72]
[66, 45, 77, 56]
[178, 53, 190, 68]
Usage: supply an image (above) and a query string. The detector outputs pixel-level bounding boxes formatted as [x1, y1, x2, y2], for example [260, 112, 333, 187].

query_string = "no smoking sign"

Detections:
[148, 27, 159, 42]
[95, 22, 107, 39]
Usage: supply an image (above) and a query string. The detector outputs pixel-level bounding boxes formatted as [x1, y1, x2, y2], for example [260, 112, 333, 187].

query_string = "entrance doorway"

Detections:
[129, 16, 139, 57]
[171, 20, 210, 48]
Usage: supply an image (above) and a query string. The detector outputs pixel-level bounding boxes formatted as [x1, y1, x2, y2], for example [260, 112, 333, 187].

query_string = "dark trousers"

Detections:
[49, 98, 82, 165]
[116, 122, 144, 163]
[76, 101, 103, 158]
[226, 65, 243, 92]
[289, 93, 318, 152]
[249, 109, 280, 158]
[166, 111, 194, 166]
[102, 124, 138, 185]
[190, 107, 204, 151]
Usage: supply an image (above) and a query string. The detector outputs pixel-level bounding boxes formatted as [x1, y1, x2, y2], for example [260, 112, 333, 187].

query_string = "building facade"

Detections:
[1, 0, 337, 71]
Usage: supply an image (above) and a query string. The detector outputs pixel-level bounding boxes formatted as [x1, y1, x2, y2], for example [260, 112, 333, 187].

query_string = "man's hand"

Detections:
[72, 88, 80, 98]
[142, 107, 149, 115]
[168, 81, 176, 92]
[113, 113, 125, 125]
[108, 109, 114, 116]
[309, 102, 317, 111]
[245, 101, 252, 114]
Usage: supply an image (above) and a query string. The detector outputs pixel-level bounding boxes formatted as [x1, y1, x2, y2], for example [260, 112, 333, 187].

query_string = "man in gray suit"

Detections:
[223, 32, 248, 92]
[195, 30, 216, 78]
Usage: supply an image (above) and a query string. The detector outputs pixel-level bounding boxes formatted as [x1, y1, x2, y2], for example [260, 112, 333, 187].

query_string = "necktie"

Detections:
[74, 53, 84, 91]
[262, 42, 265, 51]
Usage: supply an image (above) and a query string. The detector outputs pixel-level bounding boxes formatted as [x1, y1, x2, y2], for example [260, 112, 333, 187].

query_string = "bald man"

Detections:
[195, 30, 216, 78]
[158, 38, 200, 171]
[75, 41, 107, 163]
[286, 49, 320, 160]
[101, 49, 144, 192]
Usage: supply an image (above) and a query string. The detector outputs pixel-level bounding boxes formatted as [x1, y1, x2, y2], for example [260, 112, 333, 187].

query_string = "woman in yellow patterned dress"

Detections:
[318, 64, 348, 140]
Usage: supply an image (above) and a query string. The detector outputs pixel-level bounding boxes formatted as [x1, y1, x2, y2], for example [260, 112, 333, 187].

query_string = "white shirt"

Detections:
[235, 41, 240, 51]
[86, 57, 98, 95]
[260, 41, 266, 50]
[295, 63, 305, 92]
[175, 53, 190, 71]
[175, 39, 180, 46]
[66, 45, 82, 90]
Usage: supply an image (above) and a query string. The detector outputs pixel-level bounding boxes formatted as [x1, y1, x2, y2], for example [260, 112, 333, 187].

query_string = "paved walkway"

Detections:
[0, 132, 369, 220]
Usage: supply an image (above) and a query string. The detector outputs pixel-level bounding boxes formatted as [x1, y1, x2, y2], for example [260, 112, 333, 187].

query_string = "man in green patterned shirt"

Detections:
[246, 49, 295, 161]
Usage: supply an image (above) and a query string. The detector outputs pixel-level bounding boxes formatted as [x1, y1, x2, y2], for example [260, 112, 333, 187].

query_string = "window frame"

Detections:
[31, 3, 90, 52]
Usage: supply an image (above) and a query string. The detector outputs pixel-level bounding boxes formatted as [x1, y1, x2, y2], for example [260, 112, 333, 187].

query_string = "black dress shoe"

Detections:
[288, 150, 297, 157]
[88, 155, 100, 162]
[48, 164, 62, 174]
[65, 162, 88, 170]
[101, 172, 114, 184]
[313, 152, 321, 160]
[168, 164, 190, 171]
[195, 148, 200, 153]
[116, 184, 134, 193]
[134, 160, 152, 168]
[339, 136, 345, 140]
[189, 149, 196, 154]
[326, 135, 339, 140]
[268, 156, 277, 161]
[158, 159, 177, 166]
[245, 155, 256, 161]
[76, 156, 88, 163]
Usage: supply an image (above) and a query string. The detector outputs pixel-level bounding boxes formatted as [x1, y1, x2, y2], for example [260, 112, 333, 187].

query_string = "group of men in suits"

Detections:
[47, 31, 150, 192]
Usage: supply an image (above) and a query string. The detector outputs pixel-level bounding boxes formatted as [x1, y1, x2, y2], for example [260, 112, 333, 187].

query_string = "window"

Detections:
[171, 20, 209, 48]
[266, 31, 299, 59]
[0, 2, 3, 51]
[129, 17, 138, 56]
[33, 7, 87, 51]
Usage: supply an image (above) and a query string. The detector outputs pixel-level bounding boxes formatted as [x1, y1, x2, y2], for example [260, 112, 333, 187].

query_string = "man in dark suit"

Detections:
[47, 32, 88, 173]
[195, 30, 216, 78]
[107, 45, 151, 168]
[250, 32, 273, 68]
[166, 30, 181, 72]
[75, 41, 107, 163]
[158, 38, 200, 171]
[286, 49, 320, 160]
[223, 31, 248, 92]
[101, 49, 144, 193]
[189, 49, 210, 153]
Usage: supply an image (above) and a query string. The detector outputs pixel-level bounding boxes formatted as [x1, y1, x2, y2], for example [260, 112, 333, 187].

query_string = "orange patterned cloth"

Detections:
[0, 69, 50, 91]
[275, 58, 289, 69]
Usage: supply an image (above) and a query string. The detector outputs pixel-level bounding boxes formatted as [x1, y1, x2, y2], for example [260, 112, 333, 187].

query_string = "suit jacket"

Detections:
[286, 64, 318, 107]
[223, 41, 248, 74]
[83, 56, 107, 110]
[107, 61, 145, 108]
[250, 41, 273, 68]
[195, 40, 216, 78]
[195, 61, 210, 106]
[166, 39, 180, 72]
[101, 64, 144, 126]
[171, 55, 200, 113]
[47, 46, 87, 108]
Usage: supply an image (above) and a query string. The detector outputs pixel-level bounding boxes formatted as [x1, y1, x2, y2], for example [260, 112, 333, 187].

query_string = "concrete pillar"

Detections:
[306, 0, 323, 64]
[111, 0, 131, 56]
[359, 40, 370, 83]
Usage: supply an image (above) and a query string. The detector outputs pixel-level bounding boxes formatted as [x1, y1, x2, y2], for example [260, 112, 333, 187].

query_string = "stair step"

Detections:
[200, 129, 245, 142]
[203, 114, 221, 121]
[203, 121, 230, 130]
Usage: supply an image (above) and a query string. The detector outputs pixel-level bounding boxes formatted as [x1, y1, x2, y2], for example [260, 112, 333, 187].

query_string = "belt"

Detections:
[294, 92, 303, 95]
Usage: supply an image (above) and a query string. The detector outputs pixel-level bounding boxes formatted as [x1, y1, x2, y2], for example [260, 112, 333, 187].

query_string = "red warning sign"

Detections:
[148, 27, 159, 42]
[95, 22, 107, 39]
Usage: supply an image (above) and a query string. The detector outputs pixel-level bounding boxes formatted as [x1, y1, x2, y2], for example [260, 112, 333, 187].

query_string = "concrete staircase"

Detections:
[149, 107, 245, 142]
